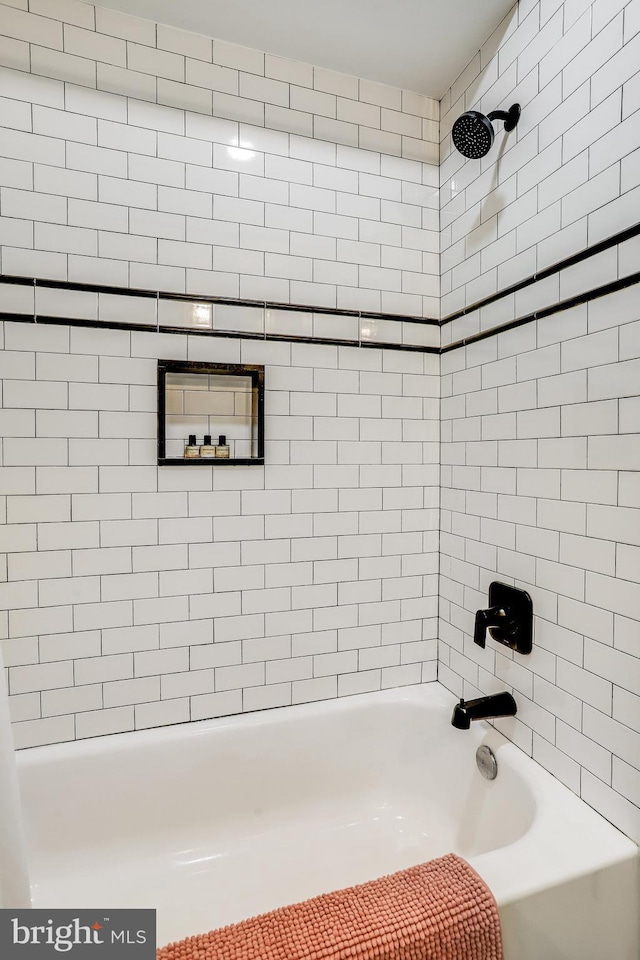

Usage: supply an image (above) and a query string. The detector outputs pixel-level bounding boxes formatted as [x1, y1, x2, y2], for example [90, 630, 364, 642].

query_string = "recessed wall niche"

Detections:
[157, 360, 265, 465]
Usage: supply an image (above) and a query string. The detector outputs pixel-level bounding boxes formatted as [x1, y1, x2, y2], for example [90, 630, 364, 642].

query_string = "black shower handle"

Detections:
[473, 606, 506, 649]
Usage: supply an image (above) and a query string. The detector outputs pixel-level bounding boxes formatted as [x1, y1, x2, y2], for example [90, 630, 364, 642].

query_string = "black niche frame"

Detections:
[157, 359, 265, 466]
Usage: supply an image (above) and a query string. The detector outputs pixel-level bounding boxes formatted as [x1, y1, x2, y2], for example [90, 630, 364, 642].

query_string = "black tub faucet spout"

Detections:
[451, 692, 517, 730]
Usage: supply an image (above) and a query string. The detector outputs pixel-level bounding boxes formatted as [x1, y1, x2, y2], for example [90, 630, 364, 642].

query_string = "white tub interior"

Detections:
[16, 683, 640, 959]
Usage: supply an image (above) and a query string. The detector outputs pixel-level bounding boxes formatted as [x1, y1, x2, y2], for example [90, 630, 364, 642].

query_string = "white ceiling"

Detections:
[95, 0, 516, 99]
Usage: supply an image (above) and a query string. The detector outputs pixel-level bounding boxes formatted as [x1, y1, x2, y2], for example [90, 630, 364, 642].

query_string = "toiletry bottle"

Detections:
[200, 434, 215, 458]
[184, 434, 200, 458]
[215, 434, 230, 459]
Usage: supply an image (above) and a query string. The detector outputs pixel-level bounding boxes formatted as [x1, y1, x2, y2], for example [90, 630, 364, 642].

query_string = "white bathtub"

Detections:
[16, 683, 639, 959]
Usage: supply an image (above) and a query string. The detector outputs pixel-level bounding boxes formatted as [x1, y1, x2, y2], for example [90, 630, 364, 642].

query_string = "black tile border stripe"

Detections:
[0, 312, 439, 354]
[440, 221, 640, 325]
[2, 270, 639, 356]
[0, 274, 440, 326]
[0, 220, 638, 354]
[441, 269, 640, 353]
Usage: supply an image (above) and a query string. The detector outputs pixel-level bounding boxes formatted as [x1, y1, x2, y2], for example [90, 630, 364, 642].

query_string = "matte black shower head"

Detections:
[452, 103, 521, 159]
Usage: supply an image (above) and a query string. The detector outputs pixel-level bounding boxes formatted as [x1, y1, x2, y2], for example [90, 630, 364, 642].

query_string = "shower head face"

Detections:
[451, 111, 495, 159]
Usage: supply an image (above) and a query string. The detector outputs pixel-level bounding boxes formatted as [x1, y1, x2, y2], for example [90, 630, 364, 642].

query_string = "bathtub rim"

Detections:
[15, 680, 639, 910]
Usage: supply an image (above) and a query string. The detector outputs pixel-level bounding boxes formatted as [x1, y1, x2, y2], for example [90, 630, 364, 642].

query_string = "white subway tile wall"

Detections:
[1, 320, 439, 746]
[0, 0, 439, 318]
[0, 0, 640, 852]
[439, 0, 640, 842]
[440, 0, 640, 317]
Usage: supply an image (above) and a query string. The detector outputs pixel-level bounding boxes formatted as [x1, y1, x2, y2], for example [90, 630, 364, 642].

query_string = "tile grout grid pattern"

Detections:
[438, 0, 640, 843]
[0, 0, 443, 749]
[0, 0, 639, 848]
[0, 320, 440, 748]
[440, 0, 640, 319]
[0, 0, 440, 320]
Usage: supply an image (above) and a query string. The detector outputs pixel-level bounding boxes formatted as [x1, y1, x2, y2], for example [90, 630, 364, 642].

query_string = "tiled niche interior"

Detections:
[160, 360, 264, 463]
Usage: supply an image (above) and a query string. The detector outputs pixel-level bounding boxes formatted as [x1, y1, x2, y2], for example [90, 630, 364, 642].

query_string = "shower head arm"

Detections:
[487, 103, 521, 133]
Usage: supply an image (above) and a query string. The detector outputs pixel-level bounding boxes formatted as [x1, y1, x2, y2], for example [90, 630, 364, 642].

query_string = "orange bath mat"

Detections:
[157, 853, 503, 960]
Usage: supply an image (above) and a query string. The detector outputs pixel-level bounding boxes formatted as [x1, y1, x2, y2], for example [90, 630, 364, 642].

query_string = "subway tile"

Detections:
[583, 705, 640, 770]
[359, 79, 401, 111]
[2, 248, 67, 281]
[35, 467, 97, 496]
[292, 675, 337, 704]
[10, 605, 73, 639]
[12, 715, 74, 749]
[612, 317, 640, 369]
[27, 0, 91, 27]
[240, 72, 288, 107]
[263, 104, 312, 137]
[558, 595, 614, 646]
[591, 25, 639, 108]
[211, 39, 263, 75]
[613, 687, 640, 735]
[186, 58, 236, 95]
[587, 504, 640, 547]
[562, 329, 619, 374]
[589, 183, 640, 244]
[211, 90, 264, 125]
[558, 523, 614, 570]
[127, 43, 184, 83]
[128, 153, 185, 189]
[360, 128, 402, 156]
[64, 25, 125, 69]
[533, 733, 581, 793]
[41, 682, 101, 719]
[93, 7, 154, 44]
[0, 579, 38, 611]
[0, 126, 65, 167]
[581, 770, 640, 840]
[0, 30, 29, 71]
[1, 60, 61, 107]
[158, 24, 211, 61]
[191, 690, 242, 721]
[103, 676, 160, 708]
[561, 469, 617, 505]
[557, 720, 612, 785]
[31, 45, 96, 88]
[612, 758, 640, 814]
[265, 54, 312, 88]
[562, 400, 618, 437]
[0, 157, 32, 199]
[76, 705, 134, 739]
[538, 437, 587, 469]
[585, 571, 640, 622]
[0, 6, 63, 49]
[589, 359, 640, 403]
[159, 79, 212, 115]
